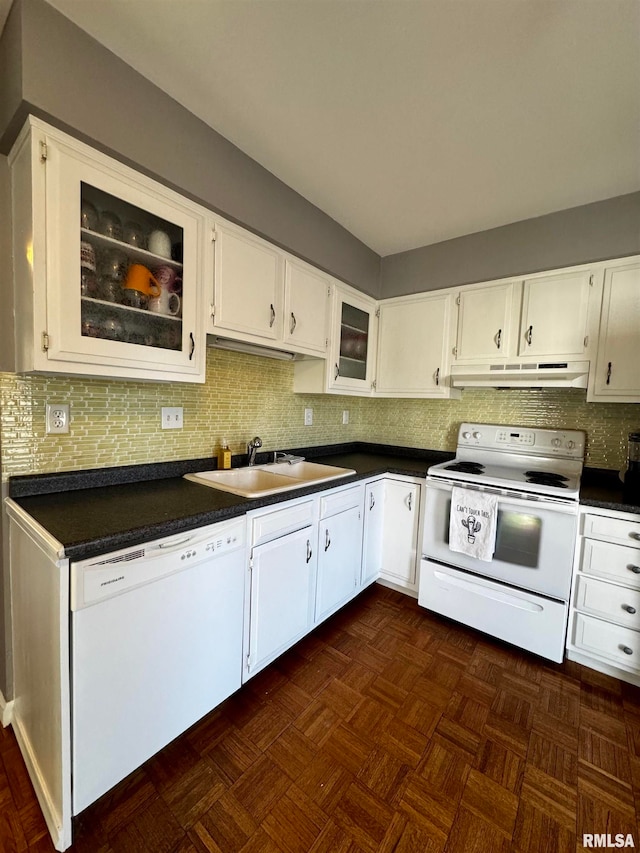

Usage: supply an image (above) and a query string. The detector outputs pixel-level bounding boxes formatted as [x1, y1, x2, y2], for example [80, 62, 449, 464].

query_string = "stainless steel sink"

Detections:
[184, 461, 355, 497]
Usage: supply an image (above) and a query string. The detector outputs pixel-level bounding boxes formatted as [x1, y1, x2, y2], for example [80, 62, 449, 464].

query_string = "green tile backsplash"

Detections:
[1, 348, 638, 479]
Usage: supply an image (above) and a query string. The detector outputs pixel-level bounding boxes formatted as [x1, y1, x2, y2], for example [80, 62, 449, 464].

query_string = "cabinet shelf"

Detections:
[81, 296, 182, 323]
[80, 228, 183, 271]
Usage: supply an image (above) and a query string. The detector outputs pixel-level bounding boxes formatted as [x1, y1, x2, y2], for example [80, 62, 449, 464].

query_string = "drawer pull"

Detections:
[629, 565, 640, 574]
[621, 645, 634, 655]
[623, 605, 637, 614]
[630, 533, 640, 542]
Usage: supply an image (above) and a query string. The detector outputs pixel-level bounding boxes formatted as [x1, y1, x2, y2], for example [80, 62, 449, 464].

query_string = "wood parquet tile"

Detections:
[3, 584, 640, 852]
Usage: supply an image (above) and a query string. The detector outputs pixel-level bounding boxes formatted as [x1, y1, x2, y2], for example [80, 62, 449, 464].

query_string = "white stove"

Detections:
[427, 423, 585, 501]
[419, 422, 586, 663]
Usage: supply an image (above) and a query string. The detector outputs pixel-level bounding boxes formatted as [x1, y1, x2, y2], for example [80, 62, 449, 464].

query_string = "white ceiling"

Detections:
[38, 0, 640, 256]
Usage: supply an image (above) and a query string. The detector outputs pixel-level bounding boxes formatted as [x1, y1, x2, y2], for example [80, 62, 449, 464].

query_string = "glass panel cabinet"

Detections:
[9, 117, 206, 382]
[330, 286, 377, 392]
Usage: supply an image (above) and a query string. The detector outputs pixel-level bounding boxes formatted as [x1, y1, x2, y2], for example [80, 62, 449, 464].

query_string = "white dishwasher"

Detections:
[70, 516, 246, 814]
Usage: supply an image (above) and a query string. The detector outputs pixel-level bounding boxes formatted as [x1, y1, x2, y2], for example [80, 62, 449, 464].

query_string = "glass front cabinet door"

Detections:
[329, 285, 377, 393]
[10, 118, 206, 382]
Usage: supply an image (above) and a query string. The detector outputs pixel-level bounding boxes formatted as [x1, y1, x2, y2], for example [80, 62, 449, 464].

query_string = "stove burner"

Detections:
[444, 461, 485, 474]
[524, 470, 570, 488]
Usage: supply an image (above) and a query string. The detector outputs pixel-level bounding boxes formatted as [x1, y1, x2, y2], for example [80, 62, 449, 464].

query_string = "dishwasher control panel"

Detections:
[71, 518, 246, 610]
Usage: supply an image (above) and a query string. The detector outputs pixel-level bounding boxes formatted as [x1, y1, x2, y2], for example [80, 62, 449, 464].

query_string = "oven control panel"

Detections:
[457, 423, 585, 458]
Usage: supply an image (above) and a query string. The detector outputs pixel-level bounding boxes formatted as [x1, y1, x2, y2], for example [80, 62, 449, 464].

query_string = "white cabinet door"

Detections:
[590, 261, 640, 401]
[12, 118, 206, 382]
[247, 526, 315, 677]
[376, 292, 457, 397]
[518, 271, 591, 358]
[330, 285, 378, 393]
[315, 505, 363, 622]
[361, 479, 385, 586]
[212, 220, 283, 341]
[381, 480, 420, 586]
[283, 258, 329, 355]
[455, 282, 517, 361]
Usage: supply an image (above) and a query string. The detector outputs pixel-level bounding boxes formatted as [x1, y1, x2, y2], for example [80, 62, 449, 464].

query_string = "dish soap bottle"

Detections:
[218, 439, 231, 470]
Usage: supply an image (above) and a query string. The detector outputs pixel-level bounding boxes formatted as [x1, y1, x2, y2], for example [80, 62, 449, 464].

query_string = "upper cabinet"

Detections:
[376, 291, 459, 398]
[209, 219, 329, 357]
[8, 117, 207, 383]
[588, 260, 640, 403]
[453, 269, 595, 364]
[293, 282, 378, 395]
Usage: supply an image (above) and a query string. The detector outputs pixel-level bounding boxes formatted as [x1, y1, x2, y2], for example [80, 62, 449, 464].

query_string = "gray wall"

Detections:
[0, 0, 381, 297]
[381, 192, 640, 297]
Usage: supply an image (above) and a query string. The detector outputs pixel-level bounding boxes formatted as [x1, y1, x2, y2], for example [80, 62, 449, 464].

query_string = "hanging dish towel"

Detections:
[449, 486, 498, 562]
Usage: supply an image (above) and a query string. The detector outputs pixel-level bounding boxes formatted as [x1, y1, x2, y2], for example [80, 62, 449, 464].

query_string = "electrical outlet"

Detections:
[161, 407, 184, 429]
[342, 410, 350, 425]
[304, 407, 313, 426]
[46, 403, 70, 434]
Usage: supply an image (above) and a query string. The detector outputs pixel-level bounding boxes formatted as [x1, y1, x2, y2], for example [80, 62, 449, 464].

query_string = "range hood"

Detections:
[207, 335, 297, 361]
[450, 360, 590, 389]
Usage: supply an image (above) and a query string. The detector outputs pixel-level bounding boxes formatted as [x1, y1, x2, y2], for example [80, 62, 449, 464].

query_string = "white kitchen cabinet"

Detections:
[454, 282, 519, 361]
[293, 281, 378, 396]
[453, 267, 595, 365]
[8, 116, 206, 383]
[518, 270, 592, 358]
[283, 257, 330, 355]
[361, 479, 385, 586]
[210, 219, 283, 343]
[246, 524, 316, 679]
[375, 291, 459, 398]
[567, 507, 640, 686]
[588, 259, 640, 402]
[315, 486, 364, 622]
[379, 479, 421, 590]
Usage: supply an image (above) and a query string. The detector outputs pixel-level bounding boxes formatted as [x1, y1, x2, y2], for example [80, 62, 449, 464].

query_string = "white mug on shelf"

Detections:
[148, 229, 172, 258]
[149, 290, 181, 316]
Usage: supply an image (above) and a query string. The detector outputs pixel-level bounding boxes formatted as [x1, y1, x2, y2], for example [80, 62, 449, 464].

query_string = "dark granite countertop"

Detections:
[8, 443, 639, 562]
[7, 443, 451, 561]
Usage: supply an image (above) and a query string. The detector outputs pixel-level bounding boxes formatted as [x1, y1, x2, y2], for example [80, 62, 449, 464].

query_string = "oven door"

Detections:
[422, 477, 578, 600]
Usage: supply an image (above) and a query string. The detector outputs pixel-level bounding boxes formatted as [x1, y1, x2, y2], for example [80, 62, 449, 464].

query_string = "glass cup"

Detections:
[123, 221, 146, 249]
[81, 199, 99, 231]
[98, 210, 123, 241]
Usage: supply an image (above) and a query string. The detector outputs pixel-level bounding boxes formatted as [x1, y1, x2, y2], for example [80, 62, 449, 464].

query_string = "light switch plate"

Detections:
[161, 407, 184, 429]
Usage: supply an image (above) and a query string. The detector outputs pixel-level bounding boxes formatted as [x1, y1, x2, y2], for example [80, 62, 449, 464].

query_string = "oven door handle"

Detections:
[425, 476, 579, 515]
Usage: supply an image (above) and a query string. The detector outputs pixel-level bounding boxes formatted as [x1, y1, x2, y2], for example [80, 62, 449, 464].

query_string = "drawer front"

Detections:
[251, 500, 315, 547]
[574, 575, 640, 628]
[583, 513, 640, 546]
[320, 484, 363, 519]
[581, 538, 640, 589]
[573, 612, 640, 671]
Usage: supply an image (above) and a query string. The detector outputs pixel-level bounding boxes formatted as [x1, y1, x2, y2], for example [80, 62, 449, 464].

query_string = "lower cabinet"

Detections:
[567, 507, 640, 686]
[315, 486, 364, 623]
[362, 479, 385, 585]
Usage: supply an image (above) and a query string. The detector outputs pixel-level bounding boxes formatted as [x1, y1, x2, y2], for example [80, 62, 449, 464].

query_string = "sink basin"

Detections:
[184, 461, 355, 497]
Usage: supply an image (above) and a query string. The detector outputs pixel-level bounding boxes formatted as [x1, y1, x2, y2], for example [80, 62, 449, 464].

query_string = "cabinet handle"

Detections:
[189, 332, 195, 360]
[334, 363, 339, 381]
[630, 533, 640, 541]
[495, 329, 502, 349]
[407, 492, 413, 511]
[623, 605, 637, 614]
[526, 325, 533, 346]
[606, 361, 612, 385]
[369, 492, 375, 510]
[306, 539, 312, 563]
[621, 645, 634, 655]
[269, 304, 276, 328]
[629, 565, 640, 574]
[324, 528, 331, 551]
[290, 312, 297, 335]
[434, 367, 440, 386]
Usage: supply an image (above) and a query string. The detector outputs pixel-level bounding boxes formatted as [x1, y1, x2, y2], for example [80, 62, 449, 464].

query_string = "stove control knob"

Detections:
[552, 438, 562, 447]
[566, 440, 575, 449]
[472, 431, 482, 440]
[462, 431, 472, 440]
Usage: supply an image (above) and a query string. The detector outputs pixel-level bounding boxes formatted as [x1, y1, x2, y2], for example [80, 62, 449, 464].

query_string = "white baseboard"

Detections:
[0, 690, 14, 727]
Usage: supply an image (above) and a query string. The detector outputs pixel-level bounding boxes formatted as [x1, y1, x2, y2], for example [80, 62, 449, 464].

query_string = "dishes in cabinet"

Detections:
[98, 210, 123, 241]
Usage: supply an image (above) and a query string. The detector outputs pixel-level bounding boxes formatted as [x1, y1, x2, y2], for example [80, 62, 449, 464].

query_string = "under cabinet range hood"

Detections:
[207, 335, 297, 361]
[450, 360, 590, 389]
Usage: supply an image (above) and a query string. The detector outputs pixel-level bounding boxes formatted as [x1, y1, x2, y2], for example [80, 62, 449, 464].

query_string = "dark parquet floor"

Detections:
[2, 584, 640, 852]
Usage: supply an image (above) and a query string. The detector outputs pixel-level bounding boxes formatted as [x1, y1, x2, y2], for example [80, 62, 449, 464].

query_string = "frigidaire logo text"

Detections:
[100, 576, 125, 587]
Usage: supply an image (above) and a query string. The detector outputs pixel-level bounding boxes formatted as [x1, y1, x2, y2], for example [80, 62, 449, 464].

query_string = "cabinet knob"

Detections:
[629, 565, 640, 574]
[623, 605, 637, 614]
[621, 645, 634, 655]
[630, 533, 640, 541]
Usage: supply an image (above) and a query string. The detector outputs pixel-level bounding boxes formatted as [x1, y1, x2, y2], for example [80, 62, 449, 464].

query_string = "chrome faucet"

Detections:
[247, 436, 262, 466]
